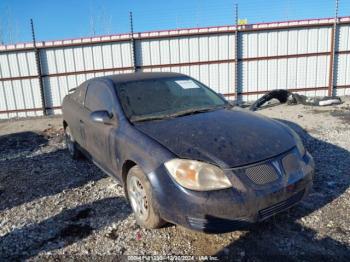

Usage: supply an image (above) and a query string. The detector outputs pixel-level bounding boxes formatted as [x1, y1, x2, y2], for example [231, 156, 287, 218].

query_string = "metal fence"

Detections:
[0, 16, 350, 119]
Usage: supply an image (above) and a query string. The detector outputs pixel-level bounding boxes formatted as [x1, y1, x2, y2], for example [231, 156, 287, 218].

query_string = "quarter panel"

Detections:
[62, 95, 85, 146]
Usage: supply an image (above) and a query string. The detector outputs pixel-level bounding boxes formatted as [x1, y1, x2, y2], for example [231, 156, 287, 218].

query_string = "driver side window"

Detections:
[85, 82, 114, 112]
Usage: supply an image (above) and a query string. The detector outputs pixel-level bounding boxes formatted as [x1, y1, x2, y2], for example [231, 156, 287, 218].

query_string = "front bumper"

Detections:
[147, 150, 314, 233]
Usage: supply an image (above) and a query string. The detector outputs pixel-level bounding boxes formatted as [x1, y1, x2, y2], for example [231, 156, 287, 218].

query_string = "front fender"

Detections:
[113, 121, 176, 180]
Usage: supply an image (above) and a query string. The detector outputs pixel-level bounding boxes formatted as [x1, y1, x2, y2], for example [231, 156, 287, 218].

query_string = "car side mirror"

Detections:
[90, 110, 113, 125]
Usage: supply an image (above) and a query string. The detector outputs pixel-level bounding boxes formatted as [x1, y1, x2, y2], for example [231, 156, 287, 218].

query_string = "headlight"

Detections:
[164, 159, 232, 191]
[290, 129, 306, 156]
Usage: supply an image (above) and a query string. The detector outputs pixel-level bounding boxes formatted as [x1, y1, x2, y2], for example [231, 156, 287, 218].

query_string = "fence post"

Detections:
[328, 0, 339, 97]
[31, 19, 46, 115]
[234, 4, 239, 104]
[129, 12, 138, 72]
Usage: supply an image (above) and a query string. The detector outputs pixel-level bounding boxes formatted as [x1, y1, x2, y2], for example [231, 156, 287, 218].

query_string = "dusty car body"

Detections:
[62, 72, 314, 233]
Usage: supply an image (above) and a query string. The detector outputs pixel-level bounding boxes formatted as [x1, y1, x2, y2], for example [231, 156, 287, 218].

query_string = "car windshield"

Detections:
[116, 77, 228, 122]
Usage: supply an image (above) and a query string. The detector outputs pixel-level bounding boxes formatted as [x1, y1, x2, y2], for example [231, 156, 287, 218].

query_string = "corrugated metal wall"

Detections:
[0, 17, 350, 119]
[40, 41, 134, 115]
[137, 33, 235, 97]
[239, 27, 332, 101]
[336, 24, 350, 96]
[0, 50, 42, 118]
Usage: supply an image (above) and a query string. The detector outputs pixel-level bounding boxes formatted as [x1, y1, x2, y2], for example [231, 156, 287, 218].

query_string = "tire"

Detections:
[65, 126, 81, 159]
[126, 165, 165, 229]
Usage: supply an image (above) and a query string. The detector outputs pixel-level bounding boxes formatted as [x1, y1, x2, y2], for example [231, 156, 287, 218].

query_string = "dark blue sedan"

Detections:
[62, 72, 314, 233]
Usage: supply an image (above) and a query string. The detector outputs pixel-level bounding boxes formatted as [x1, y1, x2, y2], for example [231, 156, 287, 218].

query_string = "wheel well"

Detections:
[63, 120, 68, 130]
[122, 160, 137, 200]
[122, 160, 137, 185]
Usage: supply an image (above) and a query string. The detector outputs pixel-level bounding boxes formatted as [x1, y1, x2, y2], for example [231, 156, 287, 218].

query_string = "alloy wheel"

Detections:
[127, 175, 150, 221]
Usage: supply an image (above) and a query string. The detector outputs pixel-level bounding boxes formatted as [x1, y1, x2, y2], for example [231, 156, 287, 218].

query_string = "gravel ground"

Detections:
[0, 98, 349, 261]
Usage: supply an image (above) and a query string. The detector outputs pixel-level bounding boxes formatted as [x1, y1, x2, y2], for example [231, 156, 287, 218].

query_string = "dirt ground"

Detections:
[0, 98, 349, 261]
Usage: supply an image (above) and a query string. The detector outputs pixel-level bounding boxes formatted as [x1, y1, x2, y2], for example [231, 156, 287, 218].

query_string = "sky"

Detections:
[0, 0, 349, 44]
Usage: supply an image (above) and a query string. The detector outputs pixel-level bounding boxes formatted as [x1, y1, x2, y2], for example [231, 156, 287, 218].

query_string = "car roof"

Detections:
[98, 72, 187, 84]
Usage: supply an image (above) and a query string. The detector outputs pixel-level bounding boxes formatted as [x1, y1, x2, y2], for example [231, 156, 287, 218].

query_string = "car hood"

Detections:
[134, 108, 296, 168]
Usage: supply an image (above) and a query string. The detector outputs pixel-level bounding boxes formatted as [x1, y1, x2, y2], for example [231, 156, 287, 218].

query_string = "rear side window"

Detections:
[85, 82, 114, 112]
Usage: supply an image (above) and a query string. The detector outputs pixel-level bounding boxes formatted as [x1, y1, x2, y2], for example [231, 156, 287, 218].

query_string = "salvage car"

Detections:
[62, 72, 314, 233]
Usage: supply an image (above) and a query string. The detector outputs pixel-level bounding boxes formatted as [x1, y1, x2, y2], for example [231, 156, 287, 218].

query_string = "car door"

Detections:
[83, 80, 118, 172]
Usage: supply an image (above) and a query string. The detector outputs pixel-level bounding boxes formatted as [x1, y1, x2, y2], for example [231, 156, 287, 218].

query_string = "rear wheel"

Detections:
[126, 166, 165, 229]
[65, 126, 81, 159]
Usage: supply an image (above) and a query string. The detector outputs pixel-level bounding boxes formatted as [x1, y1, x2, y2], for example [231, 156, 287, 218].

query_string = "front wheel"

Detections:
[126, 166, 165, 229]
[65, 126, 81, 159]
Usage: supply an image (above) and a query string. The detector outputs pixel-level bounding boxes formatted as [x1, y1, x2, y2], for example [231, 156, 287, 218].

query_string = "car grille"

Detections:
[245, 164, 279, 185]
[258, 189, 305, 220]
[186, 216, 250, 232]
[282, 153, 302, 176]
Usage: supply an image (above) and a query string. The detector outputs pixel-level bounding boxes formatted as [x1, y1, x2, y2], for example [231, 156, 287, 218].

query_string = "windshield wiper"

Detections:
[168, 106, 223, 118]
[131, 115, 173, 122]
[132, 105, 226, 123]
